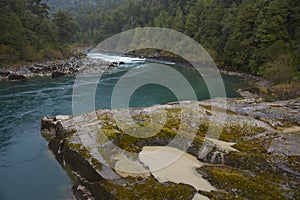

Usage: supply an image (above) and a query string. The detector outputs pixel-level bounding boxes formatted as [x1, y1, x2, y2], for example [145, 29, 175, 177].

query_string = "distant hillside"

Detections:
[45, 0, 98, 12]
[46, 0, 129, 13]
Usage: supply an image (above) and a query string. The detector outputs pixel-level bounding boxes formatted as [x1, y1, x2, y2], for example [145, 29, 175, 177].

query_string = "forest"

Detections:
[0, 0, 299, 83]
[0, 0, 77, 64]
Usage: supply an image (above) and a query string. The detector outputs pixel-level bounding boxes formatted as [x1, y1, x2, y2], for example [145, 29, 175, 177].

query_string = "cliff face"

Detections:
[41, 98, 300, 200]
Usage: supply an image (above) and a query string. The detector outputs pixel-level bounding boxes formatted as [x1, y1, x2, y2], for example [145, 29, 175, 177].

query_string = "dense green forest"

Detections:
[1, 0, 299, 84]
[65, 0, 299, 83]
[0, 0, 77, 64]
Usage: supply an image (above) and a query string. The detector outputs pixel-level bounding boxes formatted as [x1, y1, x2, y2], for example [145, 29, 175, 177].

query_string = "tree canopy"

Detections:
[61, 0, 299, 82]
[0, 0, 77, 64]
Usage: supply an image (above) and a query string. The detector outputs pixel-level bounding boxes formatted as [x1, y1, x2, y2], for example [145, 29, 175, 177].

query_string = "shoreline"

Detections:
[0, 57, 84, 81]
[0, 55, 124, 81]
[1, 51, 261, 82]
[219, 69, 262, 80]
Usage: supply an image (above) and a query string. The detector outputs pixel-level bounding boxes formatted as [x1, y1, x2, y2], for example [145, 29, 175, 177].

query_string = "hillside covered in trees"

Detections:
[65, 0, 299, 83]
[1, 0, 299, 84]
[0, 0, 77, 65]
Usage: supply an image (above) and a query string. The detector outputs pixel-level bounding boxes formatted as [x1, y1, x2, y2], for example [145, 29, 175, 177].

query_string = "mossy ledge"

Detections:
[41, 97, 300, 200]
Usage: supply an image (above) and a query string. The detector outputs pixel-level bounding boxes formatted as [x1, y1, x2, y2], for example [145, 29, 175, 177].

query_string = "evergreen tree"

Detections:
[173, 7, 185, 33]
[53, 11, 77, 44]
[224, 0, 257, 71]
[253, 0, 290, 73]
[184, 9, 198, 38]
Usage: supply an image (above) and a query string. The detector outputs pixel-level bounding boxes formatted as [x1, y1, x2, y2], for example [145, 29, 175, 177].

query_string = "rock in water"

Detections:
[41, 116, 71, 139]
[8, 74, 27, 81]
[52, 71, 66, 78]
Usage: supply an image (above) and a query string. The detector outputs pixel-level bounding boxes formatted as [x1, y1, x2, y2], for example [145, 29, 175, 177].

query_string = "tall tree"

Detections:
[224, 0, 257, 71]
[53, 11, 77, 44]
[173, 7, 185, 33]
[253, 0, 290, 73]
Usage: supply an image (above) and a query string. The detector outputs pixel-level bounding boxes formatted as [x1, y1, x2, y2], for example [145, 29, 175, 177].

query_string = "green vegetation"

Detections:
[0, 0, 77, 65]
[103, 177, 196, 200]
[55, 0, 299, 83]
[200, 165, 289, 200]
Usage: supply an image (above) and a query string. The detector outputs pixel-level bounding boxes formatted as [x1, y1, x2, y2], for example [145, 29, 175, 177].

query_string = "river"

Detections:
[0, 54, 248, 200]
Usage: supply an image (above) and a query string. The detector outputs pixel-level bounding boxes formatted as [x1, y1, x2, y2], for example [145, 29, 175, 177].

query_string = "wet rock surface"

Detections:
[41, 98, 300, 200]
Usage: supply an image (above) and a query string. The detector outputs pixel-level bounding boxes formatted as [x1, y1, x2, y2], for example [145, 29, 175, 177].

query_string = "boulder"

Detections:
[28, 66, 43, 73]
[41, 116, 70, 139]
[52, 71, 66, 78]
[0, 70, 11, 77]
[8, 74, 26, 81]
[109, 62, 118, 68]
[41, 117, 57, 137]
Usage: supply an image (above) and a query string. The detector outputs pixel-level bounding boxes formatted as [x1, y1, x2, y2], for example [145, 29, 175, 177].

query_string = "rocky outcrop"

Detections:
[109, 62, 125, 69]
[0, 57, 83, 80]
[0, 56, 122, 81]
[41, 98, 300, 200]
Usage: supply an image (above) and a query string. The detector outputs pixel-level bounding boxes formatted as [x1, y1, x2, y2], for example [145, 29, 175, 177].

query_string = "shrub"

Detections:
[0, 45, 20, 65]
[42, 47, 63, 60]
[263, 63, 295, 84]
[22, 45, 36, 61]
[273, 83, 300, 100]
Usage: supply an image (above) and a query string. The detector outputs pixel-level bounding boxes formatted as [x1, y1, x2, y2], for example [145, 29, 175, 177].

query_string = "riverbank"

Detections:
[41, 97, 300, 200]
[0, 57, 84, 80]
[0, 55, 126, 81]
[0, 49, 260, 82]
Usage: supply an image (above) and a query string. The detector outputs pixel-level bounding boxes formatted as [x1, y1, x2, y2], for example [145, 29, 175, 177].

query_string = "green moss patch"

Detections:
[200, 165, 288, 200]
[102, 177, 196, 200]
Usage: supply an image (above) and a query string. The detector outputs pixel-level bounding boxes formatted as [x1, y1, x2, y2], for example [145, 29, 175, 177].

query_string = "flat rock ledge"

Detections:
[41, 98, 300, 200]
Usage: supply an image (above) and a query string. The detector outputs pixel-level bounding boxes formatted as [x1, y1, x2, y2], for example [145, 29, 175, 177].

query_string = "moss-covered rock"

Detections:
[199, 165, 289, 200]
[41, 98, 300, 199]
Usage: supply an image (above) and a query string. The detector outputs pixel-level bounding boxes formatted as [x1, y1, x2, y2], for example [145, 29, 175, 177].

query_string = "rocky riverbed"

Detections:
[0, 56, 125, 81]
[41, 97, 300, 200]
